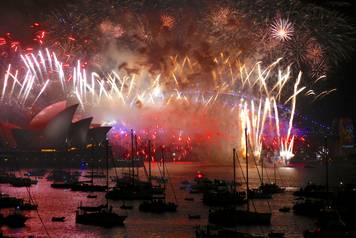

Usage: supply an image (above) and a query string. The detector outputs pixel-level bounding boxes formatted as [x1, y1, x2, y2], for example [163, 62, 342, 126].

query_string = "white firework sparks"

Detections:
[1, 49, 305, 165]
[271, 18, 294, 41]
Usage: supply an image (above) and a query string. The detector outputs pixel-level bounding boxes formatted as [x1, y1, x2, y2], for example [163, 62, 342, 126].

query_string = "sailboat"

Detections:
[120, 201, 133, 210]
[293, 183, 330, 199]
[71, 143, 106, 192]
[304, 208, 350, 238]
[18, 187, 38, 211]
[208, 128, 271, 227]
[293, 137, 330, 217]
[139, 199, 177, 213]
[203, 148, 247, 207]
[75, 140, 127, 227]
[106, 136, 164, 200]
[18, 202, 37, 211]
[0, 180, 30, 227]
[3, 212, 28, 228]
[70, 181, 106, 192]
[50, 169, 79, 189]
[24, 169, 46, 177]
[245, 153, 275, 199]
[293, 199, 325, 217]
[0, 193, 23, 208]
[258, 159, 285, 194]
[139, 147, 177, 213]
[9, 177, 38, 187]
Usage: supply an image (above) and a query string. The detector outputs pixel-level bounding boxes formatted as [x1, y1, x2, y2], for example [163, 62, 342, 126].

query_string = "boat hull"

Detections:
[76, 212, 126, 227]
[209, 209, 271, 226]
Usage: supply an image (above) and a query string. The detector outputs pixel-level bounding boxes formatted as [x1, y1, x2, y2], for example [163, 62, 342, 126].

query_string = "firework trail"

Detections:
[0, 0, 354, 164]
[1, 49, 304, 164]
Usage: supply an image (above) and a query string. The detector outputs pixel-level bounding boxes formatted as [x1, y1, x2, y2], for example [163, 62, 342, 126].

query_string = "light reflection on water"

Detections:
[1, 161, 355, 238]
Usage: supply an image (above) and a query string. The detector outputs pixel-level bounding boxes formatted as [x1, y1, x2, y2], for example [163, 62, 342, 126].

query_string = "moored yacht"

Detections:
[75, 140, 127, 227]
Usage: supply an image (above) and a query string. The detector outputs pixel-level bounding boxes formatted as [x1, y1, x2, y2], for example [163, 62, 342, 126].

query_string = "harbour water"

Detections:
[1, 161, 356, 238]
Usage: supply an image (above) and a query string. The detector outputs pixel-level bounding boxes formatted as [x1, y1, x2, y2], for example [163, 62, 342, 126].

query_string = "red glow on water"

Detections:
[171, 161, 193, 165]
[288, 162, 305, 168]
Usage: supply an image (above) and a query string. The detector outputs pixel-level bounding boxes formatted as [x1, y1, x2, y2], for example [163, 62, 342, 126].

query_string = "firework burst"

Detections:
[0, 49, 306, 164]
[160, 14, 175, 29]
[0, 0, 354, 164]
[271, 18, 294, 42]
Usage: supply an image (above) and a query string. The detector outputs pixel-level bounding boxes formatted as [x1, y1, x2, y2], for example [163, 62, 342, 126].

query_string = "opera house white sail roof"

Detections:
[0, 101, 111, 150]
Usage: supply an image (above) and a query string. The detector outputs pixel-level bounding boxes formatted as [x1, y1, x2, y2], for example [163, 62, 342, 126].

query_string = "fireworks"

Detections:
[0, 0, 352, 78]
[0, 48, 305, 164]
[271, 18, 294, 41]
[0, 0, 354, 164]
[306, 39, 324, 64]
[100, 21, 125, 38]
[210, 7, 231, 26]
[160, 15, 175, 29]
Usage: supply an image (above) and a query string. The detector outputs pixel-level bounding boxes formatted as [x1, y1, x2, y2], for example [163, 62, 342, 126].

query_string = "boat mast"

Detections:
[233, 148, 236, 195]
[148, 140, 152, 184]
[105, 139, 109, 206]
[131, 129, 135, 185]
[161, 147, 166, 201]
[245, 127, 249, 212]
[91, 140, 94, 186]
[261, 155, 264, 185]
[162, 148, 165, 180]
[135, 135, 139, 178]
[91, 163, 94, 186]
[273, 161, 276, 184]
[324, 136, 329, 205]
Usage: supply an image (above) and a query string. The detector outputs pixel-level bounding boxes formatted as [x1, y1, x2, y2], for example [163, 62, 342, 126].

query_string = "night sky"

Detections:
[1, 0, 356, 126]
[298, 0, 356, 124]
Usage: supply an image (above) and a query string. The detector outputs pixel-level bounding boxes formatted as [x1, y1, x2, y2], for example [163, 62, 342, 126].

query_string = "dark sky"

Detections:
[300, 0, 356, 124]
[1, 0, 356, 126]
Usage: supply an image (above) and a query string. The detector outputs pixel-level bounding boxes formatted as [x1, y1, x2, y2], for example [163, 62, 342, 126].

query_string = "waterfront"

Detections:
[1, 161, 355, 238]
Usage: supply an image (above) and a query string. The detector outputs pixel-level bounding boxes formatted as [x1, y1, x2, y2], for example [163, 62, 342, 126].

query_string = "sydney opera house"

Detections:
[0, 101, 112, 167]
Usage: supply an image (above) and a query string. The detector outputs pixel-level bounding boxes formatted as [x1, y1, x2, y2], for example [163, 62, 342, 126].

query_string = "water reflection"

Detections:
[1, 162, 355, 237]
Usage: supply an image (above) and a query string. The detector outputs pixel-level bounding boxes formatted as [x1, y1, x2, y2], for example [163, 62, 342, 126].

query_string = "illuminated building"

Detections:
[0, 101, 111, 167]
